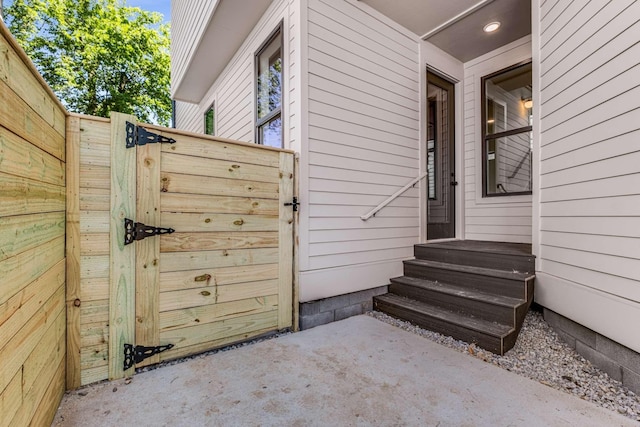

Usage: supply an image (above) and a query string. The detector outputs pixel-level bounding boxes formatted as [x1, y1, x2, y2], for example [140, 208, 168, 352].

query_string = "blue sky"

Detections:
[3, 0, 171, 23]
[125, 0, 171, 22]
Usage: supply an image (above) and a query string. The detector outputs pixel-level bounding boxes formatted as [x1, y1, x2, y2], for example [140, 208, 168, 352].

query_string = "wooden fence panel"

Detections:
[67, 114, 296, 385]
[0, 21, 67, 427]
[66, 116, 113, 387]
[149, 123, 295, 364]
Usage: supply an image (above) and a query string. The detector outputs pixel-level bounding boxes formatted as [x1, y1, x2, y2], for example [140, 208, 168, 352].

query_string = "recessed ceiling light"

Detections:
[483, 22, 501, 33]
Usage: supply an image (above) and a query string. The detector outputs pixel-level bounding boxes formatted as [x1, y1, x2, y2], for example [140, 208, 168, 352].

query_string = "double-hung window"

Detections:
[481, 61, 533, 196]
[255, 24, 283, 148]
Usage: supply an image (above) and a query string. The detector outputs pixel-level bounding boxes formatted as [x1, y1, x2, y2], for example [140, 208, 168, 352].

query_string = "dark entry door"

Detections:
[426, 71, 456, 239]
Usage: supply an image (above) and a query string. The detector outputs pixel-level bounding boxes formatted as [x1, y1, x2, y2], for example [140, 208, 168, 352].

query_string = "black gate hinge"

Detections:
[126, 121, 176, 148]
[124, 218, 175, 245]
[284, 196, 300, 212]
[124, 343, 174, 370]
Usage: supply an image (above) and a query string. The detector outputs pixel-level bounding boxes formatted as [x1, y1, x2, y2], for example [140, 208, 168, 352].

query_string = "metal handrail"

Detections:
[360, 172, 427, 221]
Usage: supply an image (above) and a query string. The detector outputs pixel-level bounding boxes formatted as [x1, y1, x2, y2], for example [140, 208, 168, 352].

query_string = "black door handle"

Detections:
[451, 181, 458, 186]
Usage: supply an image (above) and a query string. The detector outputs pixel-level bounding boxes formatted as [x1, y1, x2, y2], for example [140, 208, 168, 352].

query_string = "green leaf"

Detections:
[5, 0, 171, 125]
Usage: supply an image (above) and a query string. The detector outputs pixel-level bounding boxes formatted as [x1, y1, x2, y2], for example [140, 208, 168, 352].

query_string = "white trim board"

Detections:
[535, 271, 640, 354]
[299, 259, 404, 302]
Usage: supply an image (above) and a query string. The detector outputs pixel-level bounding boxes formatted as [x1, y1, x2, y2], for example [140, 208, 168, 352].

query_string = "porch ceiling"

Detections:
[359, 0, 531, 62]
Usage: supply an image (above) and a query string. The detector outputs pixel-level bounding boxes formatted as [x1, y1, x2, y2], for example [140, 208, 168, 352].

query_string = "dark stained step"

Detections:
[414, 241, 535, 273]
[389, 276, 529, 326]
[403, 259, 534, 300]
[374, 293, 517, 355]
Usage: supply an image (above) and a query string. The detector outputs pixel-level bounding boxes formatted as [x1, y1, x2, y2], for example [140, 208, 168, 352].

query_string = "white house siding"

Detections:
[173, 0, 297, 145]
[534, 0, 640, 353]
[170, 0, 218, 95]
[300, 0, 420, 302]
[462, 37, 533, 244]
[174, 100, 201, 133]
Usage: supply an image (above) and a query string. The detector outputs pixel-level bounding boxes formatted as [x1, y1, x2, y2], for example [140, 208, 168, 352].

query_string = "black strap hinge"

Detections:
[284, 196, 300, 212]
[124, 218, 175, 245]
[126, 121, 176, 148]
[124, 343, 174, 370]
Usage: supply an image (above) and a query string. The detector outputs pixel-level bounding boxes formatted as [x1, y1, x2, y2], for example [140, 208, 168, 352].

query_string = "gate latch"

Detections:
[126, 121, 176, 148]
[124, 218, 174, 245]
[284, 196, 300, 212]
[124, 343, 174, 370]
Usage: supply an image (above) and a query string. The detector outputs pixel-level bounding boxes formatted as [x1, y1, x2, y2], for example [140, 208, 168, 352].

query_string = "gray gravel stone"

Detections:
[368, 309, 640, 423]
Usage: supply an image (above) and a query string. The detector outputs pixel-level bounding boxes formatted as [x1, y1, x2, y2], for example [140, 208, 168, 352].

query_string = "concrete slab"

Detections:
[54, 316, 635, 426]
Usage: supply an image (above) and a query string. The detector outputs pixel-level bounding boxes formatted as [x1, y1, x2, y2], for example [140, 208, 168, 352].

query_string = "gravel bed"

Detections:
[368, 309, 640, 423]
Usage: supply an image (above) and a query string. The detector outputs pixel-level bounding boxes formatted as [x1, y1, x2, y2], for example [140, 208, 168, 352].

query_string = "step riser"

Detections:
[404, 263, 529, 300]
[389, 281, 518, 325]
[414, 247, 535, 273]
[374, 297, 512, 355]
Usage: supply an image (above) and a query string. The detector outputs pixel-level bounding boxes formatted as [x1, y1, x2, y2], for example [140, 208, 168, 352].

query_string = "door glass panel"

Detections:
[427, 80, 451, 228]
[426, 71, 455, 240]
[427, 99, 436, 200]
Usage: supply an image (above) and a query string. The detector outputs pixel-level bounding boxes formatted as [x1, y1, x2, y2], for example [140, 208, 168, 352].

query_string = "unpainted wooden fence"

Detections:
[0, 19, 296, 427]
[0, 23, 67, 427]
[66, 113, 295, 386]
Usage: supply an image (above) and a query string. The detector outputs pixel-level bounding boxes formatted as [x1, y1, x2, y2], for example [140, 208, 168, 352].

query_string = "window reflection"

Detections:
[256, 27, 283, 148]
[260, 117, 282, 148]
[483, 62, 533, 196]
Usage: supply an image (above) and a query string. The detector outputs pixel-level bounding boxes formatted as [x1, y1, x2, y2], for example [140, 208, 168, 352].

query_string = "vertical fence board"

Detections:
[135, 138, 161, 367]
[66, 115, 82, 389]
[109, 113, 137, 379]
[293, 153, 300, 331]
[278, 152, 294, 329]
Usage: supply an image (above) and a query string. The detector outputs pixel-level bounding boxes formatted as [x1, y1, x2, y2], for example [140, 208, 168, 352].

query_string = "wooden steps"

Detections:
[374, 240, 535, 355]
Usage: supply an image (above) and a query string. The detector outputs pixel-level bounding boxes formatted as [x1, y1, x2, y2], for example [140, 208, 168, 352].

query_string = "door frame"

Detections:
[424, 68, 457, 240]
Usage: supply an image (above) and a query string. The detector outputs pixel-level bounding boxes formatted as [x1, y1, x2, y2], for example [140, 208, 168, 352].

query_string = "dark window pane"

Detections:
[484, 62, 532, 136]
[204, 107, 214, 135]
[485, 134, 532, 195]
[257, 38, 282, 120]
[256, 27, 283, 148]
[259, 116, 282, 148]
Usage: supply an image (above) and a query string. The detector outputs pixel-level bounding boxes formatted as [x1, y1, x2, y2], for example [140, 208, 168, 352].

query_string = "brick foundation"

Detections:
[299, 286, 388, 330]
[544, 308, 640, 395]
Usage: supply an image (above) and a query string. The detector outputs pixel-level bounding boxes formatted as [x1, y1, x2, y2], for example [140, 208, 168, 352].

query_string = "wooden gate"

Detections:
[67, 112, 295, 385]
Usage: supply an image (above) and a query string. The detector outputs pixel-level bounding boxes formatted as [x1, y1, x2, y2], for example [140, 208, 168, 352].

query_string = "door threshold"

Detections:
[424, 238, 460, 244]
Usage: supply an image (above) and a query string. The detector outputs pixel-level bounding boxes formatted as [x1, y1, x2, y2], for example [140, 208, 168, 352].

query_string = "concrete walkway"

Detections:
[54, 316, 635, 426]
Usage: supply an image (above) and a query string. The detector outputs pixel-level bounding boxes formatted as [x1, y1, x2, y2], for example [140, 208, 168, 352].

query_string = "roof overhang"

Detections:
[172, 0, 273, 103]
[359, 0, 531, 63]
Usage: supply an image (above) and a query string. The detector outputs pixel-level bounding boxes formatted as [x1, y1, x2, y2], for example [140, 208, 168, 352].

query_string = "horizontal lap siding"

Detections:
[463, 38, 533, 243]
[174, 101, 201, 133]
[174, 0, 294, 146]
[537, 0, 640, 352]
[303, 0, 419, 297]
[170, 0, 217, 95]
[0, 23, 67, 427]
